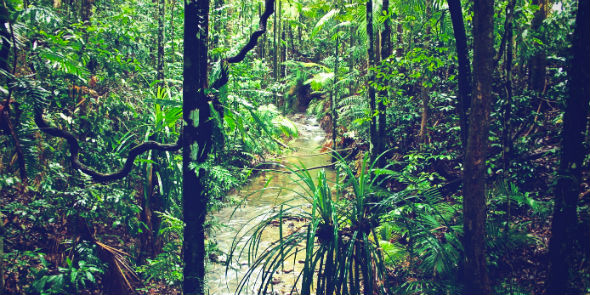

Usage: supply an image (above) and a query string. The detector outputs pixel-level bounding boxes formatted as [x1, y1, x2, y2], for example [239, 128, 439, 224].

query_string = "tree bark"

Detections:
[366, 0, 377, 162]
[447, 0, 472, 149]
[182, 0, 211, 293]
[376, 0, 391, 167]
[502, 0, 516, 175]
[546, 0, 590, 292]
[331, 33, 339, 162]
[157, 0, 165, 87]
[396, 23, 403, 58]
[529, 0, 548, 96]
[418, 0, 432, 147]
[462, 0, 494, 293]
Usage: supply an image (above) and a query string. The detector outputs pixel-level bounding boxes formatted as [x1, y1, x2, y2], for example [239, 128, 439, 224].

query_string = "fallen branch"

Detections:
[250, 163, 336, 174]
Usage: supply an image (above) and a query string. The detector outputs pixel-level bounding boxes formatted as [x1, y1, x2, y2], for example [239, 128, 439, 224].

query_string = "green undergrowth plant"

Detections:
[136, 211, 184, 288]
[377, 177, 543, 293]
[30, 242, 106, 295]
[229, 152, 391, 295]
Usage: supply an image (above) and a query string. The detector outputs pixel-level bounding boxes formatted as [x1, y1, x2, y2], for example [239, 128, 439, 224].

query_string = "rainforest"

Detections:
[0, 0, 588, 294]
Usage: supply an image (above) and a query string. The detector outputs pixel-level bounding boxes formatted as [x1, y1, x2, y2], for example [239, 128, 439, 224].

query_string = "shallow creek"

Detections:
[207, 115, 336, 295]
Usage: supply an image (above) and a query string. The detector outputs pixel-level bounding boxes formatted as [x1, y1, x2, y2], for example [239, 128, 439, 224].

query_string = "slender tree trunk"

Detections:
[156, 0, 165, 87]
[212, 0, 223, 51]
[331, 33, 339, 162]
[396, 23, 403, 58]
[348, 0, 354, 96]
[1, 6, 26, 182]
[418, 0, 432, 147]
[376, 0, 391, 167]
[366, 0, 377, 162]
[502, 0, 515, 174]
[546, 0, 590, 292]
[462, 0, 494, 293]
[169, 0, 176, 62]
[529, 0, 548, 96]
[447, 0, 472, 149]
[80, 0, 93, 24]
[183, 0, 211, 293]
[273, 0, 278, 81]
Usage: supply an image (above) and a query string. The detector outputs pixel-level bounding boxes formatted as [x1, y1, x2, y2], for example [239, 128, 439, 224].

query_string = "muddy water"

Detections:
[207, 115, 335, 295]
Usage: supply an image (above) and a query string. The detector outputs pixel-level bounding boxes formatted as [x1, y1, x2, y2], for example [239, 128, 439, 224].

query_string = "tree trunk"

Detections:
[183, 0, 211, 293]
[80, 0, 93, 24]
[529, 0, 548, 96]
[462, 0, 494, 293]
[157, 0, 165, 87]
[348, 0, 355, 96]
[546, 0, 589, 292]
[375, 0, 391, 167]
[366, 0, 377, 162]
[169, 0, 176, 62]
[331, 33, 339, 162]
[502, 0, 515, 175]
[396, 23, 403, 58]
[447, 0, 472, 149]
[273, 0, 278, 81]
[418, 0, 432, 147]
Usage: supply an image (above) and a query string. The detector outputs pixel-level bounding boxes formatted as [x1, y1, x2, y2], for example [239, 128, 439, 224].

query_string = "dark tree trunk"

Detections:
[418, 0, 432, 147]
[447, 0, 472, 149]
[157, 0, 165, 87]
[502, 0, 516, 175]
[273, 0, 278, 81]
[348, 0, 355, 96]
[1, 5, 26, 182]
[331, 34, 339, 162]
[376, 0, 391, 167]
[546, 0, 590, 292]
[170, 0, 176, 61]
[80, 0, 93, 24]
[182, 0, 211, 294]
[396, 23, 403, 58]
[366, 0, 377, 162]
[462, 0, 493, 293]
[529, 0, 548, 96]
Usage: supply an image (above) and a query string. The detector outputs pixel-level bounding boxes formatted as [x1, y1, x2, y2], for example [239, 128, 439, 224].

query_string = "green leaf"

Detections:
[311, 9, 340, 38]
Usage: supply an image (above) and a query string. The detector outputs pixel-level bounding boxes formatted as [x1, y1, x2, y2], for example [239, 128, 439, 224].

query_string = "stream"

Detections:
[206, 114, 336, 295]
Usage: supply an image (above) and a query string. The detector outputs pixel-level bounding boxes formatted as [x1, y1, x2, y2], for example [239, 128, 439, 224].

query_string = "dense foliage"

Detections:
[0, 0, 588, 294]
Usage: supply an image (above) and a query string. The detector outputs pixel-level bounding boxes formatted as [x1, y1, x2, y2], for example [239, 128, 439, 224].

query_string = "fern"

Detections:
[338, 95, 368, 125]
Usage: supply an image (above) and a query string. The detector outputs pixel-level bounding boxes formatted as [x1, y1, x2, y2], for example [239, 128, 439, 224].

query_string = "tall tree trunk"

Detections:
[418, 0, 432, 147]
[462, 0, 494, 293]
[80, 0, 93, 24]
[376, 0, 391, 167]
[212, 0, 223, 49]
[366, 0, 377, 162]
[183, 0, 211, 293]
[273, 0, 278, 81]
[348, 0, 355, 96]
[396, 23, 403, 58]
[529, 0, 548, 96]
[447, 0, 472, 149]
[331, 33, 339, 162]
[502, 0, 515, 175]
[546, 0, 590, 292]
[169, 0, 176, 62]
[157, 0, 165, 87]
